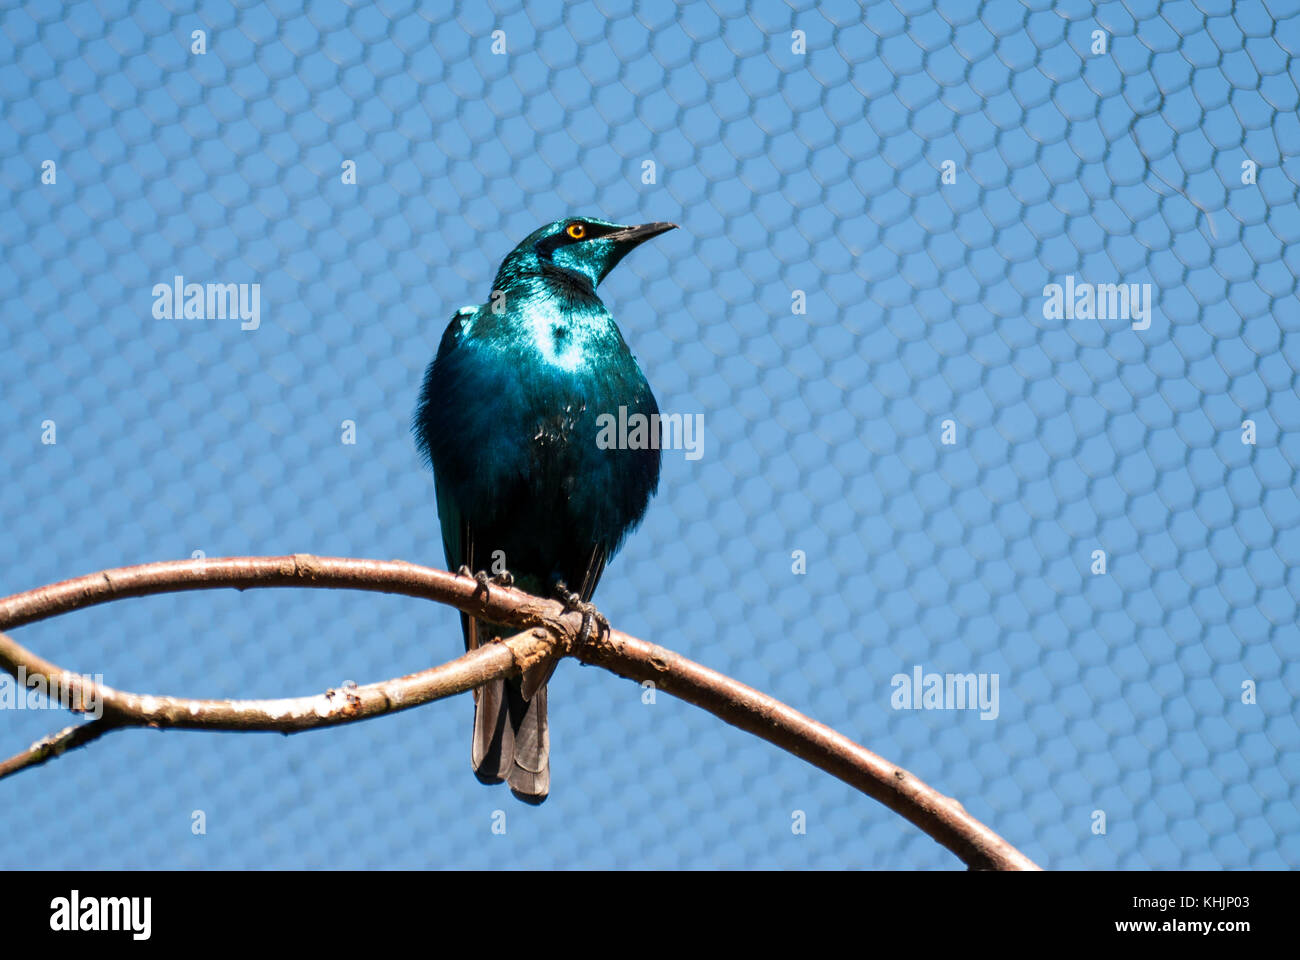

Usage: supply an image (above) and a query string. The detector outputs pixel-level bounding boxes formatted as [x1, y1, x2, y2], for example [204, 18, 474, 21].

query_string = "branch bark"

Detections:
[0, 554, 1040, 870]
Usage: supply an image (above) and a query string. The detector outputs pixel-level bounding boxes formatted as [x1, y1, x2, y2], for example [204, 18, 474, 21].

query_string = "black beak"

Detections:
[605, 222, 678, 246]
[593, 222, 677, 285]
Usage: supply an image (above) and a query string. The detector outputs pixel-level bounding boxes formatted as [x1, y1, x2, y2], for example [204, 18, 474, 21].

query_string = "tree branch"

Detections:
[0, 716, 119, 780]
[0, 625, 533, 731]
[0, 554, 1040, 870]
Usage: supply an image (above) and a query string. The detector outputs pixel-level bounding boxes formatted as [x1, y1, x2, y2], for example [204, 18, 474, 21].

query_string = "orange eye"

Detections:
[566, 223, 586, 239]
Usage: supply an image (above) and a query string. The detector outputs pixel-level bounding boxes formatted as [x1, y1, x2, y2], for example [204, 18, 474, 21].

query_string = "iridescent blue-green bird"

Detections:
[413, 217, 675, 804]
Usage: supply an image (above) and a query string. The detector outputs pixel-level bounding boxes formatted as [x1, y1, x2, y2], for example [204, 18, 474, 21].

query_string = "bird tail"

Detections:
[472, 670, 550, 804]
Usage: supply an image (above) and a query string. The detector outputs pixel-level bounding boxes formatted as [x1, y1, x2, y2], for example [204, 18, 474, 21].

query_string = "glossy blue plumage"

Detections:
[413, 217, 674, 802]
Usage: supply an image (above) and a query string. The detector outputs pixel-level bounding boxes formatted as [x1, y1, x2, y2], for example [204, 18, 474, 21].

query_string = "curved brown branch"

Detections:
[0, 716, 120, 780]
[0, 555, 1040, 870]
[0, 626, 531, 732]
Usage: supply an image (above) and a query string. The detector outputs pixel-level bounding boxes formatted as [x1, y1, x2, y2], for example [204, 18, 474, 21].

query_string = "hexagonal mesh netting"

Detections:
[1, 0, 1297, 868]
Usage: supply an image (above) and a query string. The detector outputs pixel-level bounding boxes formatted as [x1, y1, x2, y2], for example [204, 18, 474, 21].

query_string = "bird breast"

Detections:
[517, 298, 619, 373]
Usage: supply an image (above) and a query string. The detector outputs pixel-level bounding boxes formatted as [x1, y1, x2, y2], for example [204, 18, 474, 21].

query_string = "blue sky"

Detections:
[1, 0, 1297, 868]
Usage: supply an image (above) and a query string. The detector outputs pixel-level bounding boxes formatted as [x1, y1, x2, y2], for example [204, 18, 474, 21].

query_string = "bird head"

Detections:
[495, 218, 677, 294]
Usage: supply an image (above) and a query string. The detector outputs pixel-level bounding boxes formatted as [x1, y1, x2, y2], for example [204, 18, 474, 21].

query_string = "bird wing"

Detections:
[433, 486, 481, 656]
[424, 305, 484, 659]
[577, 542, 609, 605]
[438, 305, 478, 356]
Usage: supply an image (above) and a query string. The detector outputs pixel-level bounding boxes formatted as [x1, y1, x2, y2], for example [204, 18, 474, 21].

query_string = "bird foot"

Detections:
[457, 565, 515, 601]
[555, 580, 609, 648]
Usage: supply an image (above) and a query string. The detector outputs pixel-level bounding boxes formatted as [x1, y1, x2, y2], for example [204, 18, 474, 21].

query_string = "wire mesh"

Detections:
[0, 0, 1297, 868]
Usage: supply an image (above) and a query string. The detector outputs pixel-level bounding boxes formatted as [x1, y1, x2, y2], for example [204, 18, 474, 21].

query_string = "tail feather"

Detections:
[471, 677, 512, 784]
[471, 672, 550, 804]
[506, 682, 549, 804]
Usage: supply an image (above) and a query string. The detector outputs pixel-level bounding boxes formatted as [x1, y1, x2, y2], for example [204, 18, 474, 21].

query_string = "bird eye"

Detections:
[566, 223, 586, 240]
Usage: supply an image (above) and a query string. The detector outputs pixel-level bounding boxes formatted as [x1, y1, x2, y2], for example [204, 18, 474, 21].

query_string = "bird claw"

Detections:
[458, 565, 515, 601]
[555, 580, 609, 648]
